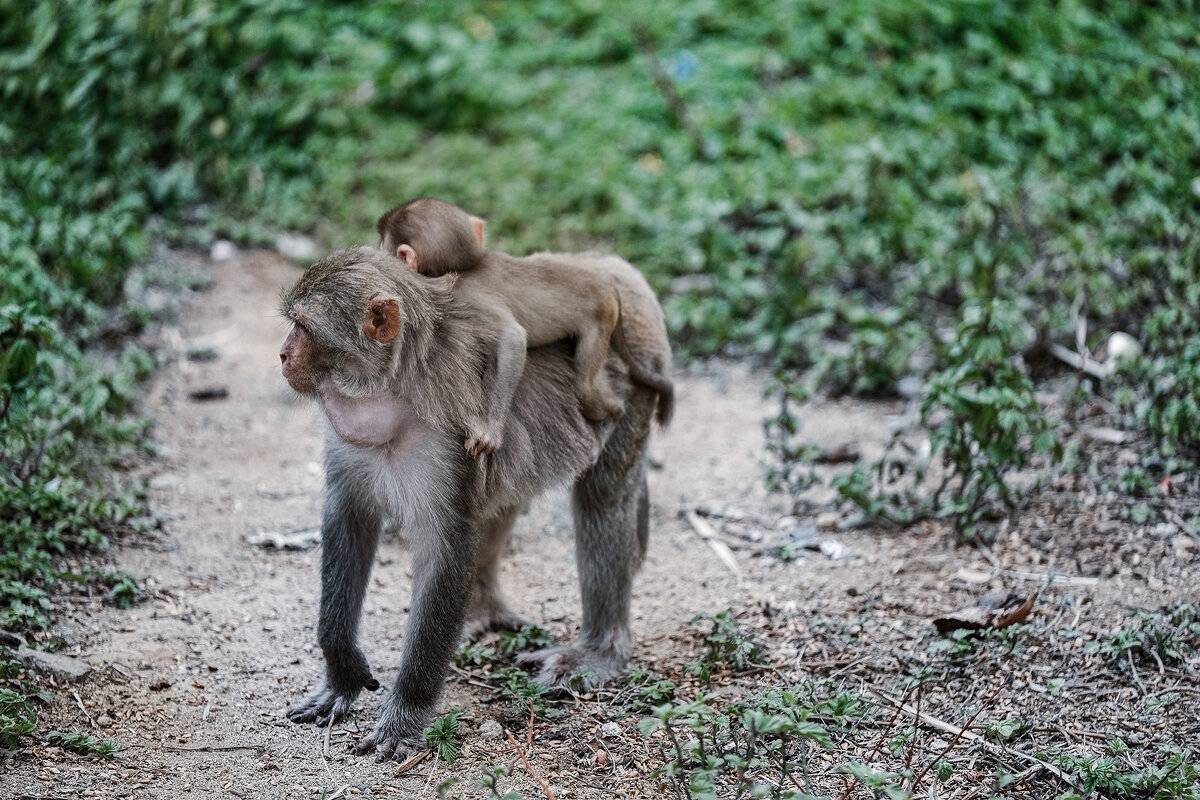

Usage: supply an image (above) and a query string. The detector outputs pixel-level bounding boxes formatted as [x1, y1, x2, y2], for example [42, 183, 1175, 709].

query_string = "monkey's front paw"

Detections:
[351, 721, 425, 763]
[287, 680, 376, 727]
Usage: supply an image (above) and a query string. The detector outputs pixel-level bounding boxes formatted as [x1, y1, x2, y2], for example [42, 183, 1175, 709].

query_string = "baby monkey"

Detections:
[377, 197, 672, 456]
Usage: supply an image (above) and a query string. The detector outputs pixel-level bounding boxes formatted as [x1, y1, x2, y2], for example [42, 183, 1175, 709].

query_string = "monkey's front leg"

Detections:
[352, 507, 478, 761]
[288, 464, 383, 727]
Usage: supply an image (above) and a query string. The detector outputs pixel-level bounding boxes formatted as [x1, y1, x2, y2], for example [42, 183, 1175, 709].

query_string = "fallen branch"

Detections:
[1165, 510, 1200, 541]
[526, 699, 535, 753]
[162, 744, 265, 753]
[394, 748, 432, 776]
[1049, 343, 1110, 380]
[976, 544, 1099, 587]
[685, 509, 742, 577]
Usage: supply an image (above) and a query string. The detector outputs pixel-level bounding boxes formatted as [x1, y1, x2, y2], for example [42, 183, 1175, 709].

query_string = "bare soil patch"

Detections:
[2, 250, 1197, 799]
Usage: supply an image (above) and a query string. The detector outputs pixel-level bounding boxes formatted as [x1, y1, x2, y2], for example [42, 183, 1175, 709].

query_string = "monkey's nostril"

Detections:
[280, 352, 288, 363]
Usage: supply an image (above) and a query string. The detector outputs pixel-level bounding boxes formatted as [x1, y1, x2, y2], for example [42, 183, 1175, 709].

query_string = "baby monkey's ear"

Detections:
[469, 215, 486, 248]
[394, 244, 420, 272]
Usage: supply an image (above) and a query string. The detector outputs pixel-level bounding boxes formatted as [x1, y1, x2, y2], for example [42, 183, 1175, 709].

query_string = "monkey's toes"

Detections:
[464, 434, 500, 456]
[462, 608, 534, 640]
[352, 727, 423, 762]
[516, 645, 624, 690]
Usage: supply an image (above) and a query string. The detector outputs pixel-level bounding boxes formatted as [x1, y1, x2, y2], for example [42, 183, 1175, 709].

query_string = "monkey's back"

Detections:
[532, 251, 673, 377]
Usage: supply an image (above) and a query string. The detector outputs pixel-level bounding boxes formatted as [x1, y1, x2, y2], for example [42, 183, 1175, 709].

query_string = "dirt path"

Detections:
[4, 250, 1197, 799]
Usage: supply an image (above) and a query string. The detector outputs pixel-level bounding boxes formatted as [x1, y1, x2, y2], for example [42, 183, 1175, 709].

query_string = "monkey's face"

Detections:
[280, 248, 413, 400]
[279, 322, 320, 395]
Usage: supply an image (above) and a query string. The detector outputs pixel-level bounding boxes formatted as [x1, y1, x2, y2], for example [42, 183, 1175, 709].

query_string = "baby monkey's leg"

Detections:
[574, 294, 623, 421]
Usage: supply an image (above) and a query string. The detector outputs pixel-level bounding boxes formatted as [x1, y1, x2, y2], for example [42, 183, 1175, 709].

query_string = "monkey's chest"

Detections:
[333, 420, 462, 531]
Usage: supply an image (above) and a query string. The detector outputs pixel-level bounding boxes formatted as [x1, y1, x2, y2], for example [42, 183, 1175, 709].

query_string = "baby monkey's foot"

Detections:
[579, 393, 624, 422]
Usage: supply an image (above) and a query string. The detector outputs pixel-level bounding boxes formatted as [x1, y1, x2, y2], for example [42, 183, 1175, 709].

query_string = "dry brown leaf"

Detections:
[933, 591, 1038, 634]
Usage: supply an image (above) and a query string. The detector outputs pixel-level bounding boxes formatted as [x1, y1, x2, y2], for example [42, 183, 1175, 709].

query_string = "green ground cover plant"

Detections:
[4, 2, 1199, 787]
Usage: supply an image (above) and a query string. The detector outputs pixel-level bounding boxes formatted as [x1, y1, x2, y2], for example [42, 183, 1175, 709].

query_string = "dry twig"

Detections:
[394, 748, 432, 776]
[873, 690, 1080, 792]
[507, 730, 559, 800]
[630, 25, 708, 159]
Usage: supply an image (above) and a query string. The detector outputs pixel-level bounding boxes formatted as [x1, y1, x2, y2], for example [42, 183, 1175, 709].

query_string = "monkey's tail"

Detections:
[610, 296, 675, 429]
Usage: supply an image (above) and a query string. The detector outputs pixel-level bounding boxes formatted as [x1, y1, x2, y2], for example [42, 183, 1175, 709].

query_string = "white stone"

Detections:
[210, 240, 237, 262]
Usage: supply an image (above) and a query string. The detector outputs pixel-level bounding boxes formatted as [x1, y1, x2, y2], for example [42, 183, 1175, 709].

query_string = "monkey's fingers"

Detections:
[464, 436, 499, 457]
[352, 729, 422, 762]
[287, 686, 359, 726]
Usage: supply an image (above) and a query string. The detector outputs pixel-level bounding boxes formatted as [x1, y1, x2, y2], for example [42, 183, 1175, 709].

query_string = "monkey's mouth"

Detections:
[281, 369, 318, 395]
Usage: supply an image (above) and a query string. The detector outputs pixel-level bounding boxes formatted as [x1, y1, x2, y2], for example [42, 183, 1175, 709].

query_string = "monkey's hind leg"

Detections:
[517, 391, 653, 688]
[463, 505, 534, 639]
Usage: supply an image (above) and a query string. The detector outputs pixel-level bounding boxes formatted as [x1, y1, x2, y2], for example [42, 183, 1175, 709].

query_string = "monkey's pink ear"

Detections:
[395, 244, 419, 272]
[364, 298, 402, 343]
[470, 216, 486, 248]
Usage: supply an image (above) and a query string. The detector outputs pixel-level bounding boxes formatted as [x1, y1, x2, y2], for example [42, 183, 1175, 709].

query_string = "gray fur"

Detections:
[279, 247, 671, 762]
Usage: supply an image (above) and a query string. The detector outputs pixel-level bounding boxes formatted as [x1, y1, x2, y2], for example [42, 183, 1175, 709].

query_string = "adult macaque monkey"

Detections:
[376, 197, 673, 456]
[278, 247, 671, 761]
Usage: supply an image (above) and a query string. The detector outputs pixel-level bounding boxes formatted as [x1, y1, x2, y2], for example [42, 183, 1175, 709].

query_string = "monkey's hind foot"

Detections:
[462, 606, 534, 641]
[516, 644, 627, 691]
[352, 728, 425, 763]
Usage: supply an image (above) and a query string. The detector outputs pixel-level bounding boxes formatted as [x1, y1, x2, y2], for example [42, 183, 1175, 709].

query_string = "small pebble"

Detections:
[601, 722, 621, 737]
[478, 719, 503, 739]
[210, 240, 237, 262]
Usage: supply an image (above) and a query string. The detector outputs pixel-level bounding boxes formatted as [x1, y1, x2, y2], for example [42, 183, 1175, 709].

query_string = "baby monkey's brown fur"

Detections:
[377, 197, 673, 455]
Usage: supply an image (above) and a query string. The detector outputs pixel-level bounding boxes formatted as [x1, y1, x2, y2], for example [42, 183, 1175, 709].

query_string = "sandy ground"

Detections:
[2, 249, 1196, 799]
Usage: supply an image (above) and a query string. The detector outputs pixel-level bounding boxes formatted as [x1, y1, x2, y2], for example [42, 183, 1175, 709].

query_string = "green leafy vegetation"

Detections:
[476, 765, 524, 800]
[0, 686, 37, 748]
[4, 1, 1198, 789]
[424, 707, 465, 764]
[638, 688, 837, 799]
[0, 659, 56, 751]
[687, 610, 768, 686]
[453, 635, 561, 722]
[1086, 604, 1200, 670]
[46, 729, 119, 759]
[497, 625, 553, 657]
